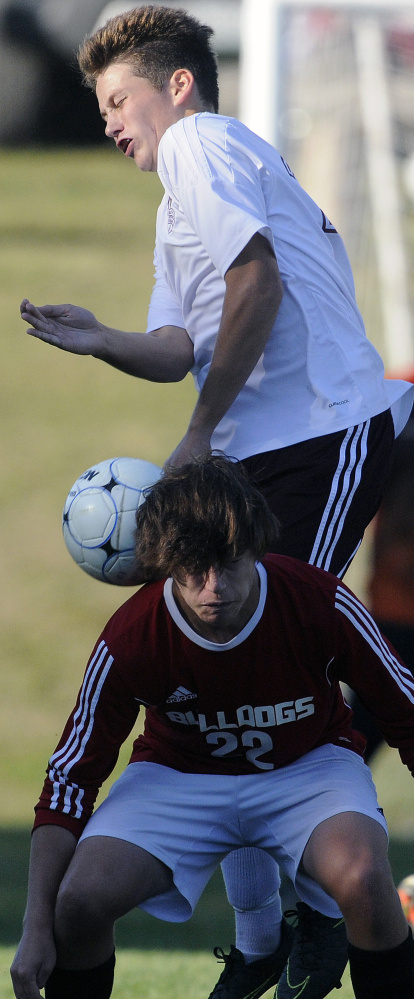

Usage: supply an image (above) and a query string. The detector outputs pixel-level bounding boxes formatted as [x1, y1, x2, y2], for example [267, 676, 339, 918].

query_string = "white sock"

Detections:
[221, 848, 283, 963]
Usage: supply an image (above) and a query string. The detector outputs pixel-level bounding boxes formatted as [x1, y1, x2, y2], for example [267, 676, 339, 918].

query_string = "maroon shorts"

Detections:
[242, 410, 395, 578]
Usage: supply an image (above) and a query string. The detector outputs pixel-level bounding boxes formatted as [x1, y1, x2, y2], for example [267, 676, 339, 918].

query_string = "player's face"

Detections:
[96, 62, 189, 172]
[172, 553, 260, 642]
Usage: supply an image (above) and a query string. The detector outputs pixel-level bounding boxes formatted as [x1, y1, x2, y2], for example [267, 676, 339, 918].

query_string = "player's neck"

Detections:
[171, 572, 260, 644]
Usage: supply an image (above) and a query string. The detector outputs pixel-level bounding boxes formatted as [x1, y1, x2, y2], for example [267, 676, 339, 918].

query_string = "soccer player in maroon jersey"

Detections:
[11, 456, 414, 999]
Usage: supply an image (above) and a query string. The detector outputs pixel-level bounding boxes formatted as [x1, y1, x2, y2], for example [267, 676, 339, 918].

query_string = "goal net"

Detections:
[239, 0, 414, 373]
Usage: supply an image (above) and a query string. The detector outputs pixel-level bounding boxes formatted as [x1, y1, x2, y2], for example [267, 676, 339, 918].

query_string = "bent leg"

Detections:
[54, 835, 173, 969]
[301, 812, 408, 949]
[302, 812, 414, 997]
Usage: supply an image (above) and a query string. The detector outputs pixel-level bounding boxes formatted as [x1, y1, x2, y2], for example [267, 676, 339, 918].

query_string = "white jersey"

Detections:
[147, 113, 413, 458]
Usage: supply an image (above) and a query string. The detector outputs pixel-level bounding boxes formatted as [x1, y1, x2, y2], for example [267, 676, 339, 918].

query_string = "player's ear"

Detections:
[169, 68, 195, 106]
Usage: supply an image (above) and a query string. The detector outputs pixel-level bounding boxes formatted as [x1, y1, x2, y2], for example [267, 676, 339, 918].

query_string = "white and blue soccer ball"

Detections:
[62, 456, 162, 585]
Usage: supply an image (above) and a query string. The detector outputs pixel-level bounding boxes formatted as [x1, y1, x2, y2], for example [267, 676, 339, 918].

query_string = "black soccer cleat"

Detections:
[275, 902, 348, 999]
[207, 919, 295, 999]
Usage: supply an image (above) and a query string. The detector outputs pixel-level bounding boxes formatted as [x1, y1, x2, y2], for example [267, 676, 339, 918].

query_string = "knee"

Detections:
[55, 878, 109, 942]
[328, 852, 393, 917]
[304, 813, 391, 918]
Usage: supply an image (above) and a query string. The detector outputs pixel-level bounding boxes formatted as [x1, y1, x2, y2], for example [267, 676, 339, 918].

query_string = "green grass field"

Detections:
[1, 147, 413, 997]
[1, 147, 198, 821]
[0, 947, 358, 999]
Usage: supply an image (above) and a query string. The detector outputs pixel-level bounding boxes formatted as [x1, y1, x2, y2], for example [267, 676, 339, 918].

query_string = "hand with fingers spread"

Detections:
[20, 299, 107, 356]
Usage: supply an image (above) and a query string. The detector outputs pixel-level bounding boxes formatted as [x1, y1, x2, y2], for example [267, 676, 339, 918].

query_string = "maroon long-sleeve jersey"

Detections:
[34, 555, 414, 838]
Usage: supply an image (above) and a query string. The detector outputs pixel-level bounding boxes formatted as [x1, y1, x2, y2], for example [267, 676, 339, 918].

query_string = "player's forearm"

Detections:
[94, 324, 193, 382]
[20, 300, 193, 383]
[11, 826, 76, 999]
[188, 239, 282, 436]
[23, 826, 77, 929]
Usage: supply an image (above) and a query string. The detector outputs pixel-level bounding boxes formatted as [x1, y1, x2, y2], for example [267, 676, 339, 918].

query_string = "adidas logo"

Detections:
[166, 686, 197, 704]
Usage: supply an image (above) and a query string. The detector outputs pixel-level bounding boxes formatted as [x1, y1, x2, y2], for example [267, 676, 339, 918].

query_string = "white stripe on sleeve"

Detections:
[335, 585, 414, 702]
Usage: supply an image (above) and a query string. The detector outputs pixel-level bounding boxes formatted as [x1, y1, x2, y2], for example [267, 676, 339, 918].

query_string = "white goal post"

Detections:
[239, 0, 414, 372]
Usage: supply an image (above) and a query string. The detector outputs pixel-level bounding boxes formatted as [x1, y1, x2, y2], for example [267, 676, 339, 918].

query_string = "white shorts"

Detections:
[79, 744, 388, 922]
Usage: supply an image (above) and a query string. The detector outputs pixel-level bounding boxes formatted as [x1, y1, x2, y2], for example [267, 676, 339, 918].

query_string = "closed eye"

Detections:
[100, 96, 127, 120]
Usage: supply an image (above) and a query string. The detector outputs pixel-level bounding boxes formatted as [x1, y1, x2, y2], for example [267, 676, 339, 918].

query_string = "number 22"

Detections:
[206, 730, 274, 770]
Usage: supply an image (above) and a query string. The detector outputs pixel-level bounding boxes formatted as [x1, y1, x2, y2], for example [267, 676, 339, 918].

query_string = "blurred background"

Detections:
[1, 0, 414, 972]
[0, 0, 240, 143]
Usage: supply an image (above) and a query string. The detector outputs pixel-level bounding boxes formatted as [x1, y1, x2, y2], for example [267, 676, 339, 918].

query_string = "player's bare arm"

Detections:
[166, 233, 283, 467]
[98, 323, 194, 381]
[10, 826, 77, 999]
[20, 300, 194, 382]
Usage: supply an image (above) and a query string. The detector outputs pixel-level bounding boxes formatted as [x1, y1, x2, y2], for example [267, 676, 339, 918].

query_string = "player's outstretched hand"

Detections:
[20, 299, 105, 355]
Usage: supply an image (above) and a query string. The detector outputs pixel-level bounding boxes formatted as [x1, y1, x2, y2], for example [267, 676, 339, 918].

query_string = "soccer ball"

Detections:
[398, 875, 414, 927]
[62, 456, 162, 585]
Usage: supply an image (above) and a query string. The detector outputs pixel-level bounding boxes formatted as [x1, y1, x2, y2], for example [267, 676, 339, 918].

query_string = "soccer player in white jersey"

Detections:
[10, 456, 414, 999]
[19, 6, 414, 999]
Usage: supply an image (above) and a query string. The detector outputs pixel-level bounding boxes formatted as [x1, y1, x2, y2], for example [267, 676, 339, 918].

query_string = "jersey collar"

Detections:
[163, 561, 268, 650]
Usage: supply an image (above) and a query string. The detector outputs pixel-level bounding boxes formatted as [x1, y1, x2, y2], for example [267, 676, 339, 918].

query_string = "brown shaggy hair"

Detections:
[78, 4, 219, 112]
[135, 453, 279, 580]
